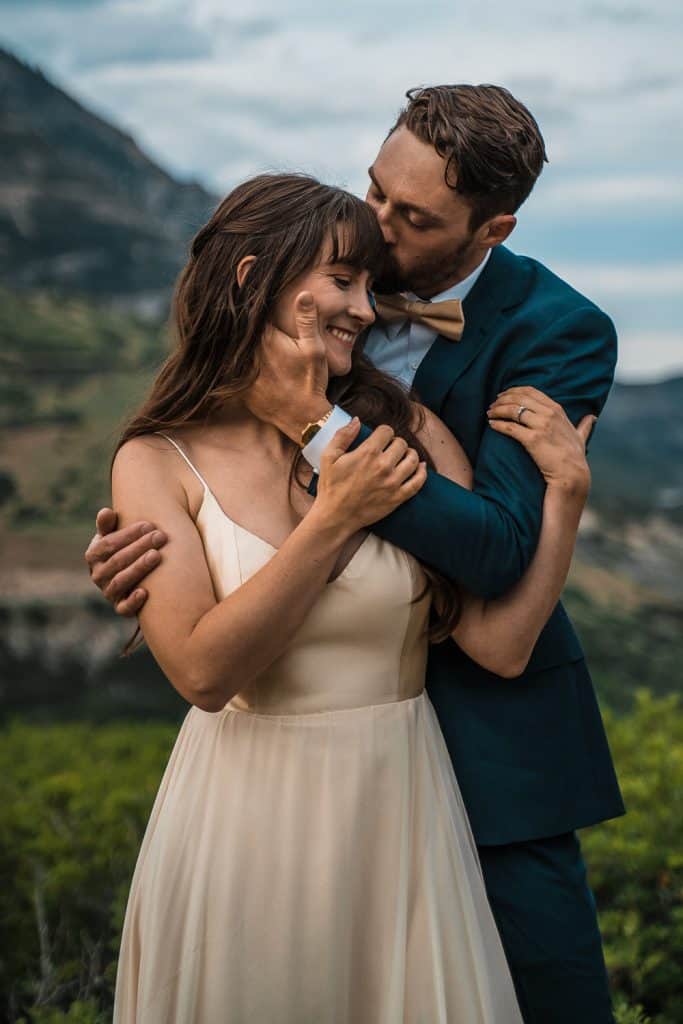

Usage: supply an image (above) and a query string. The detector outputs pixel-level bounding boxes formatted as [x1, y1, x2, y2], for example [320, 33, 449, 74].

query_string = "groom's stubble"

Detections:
[375, 230, 480, 299]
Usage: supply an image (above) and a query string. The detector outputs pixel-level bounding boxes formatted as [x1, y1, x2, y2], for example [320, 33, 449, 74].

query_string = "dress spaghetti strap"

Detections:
[155, 432, 211, 493]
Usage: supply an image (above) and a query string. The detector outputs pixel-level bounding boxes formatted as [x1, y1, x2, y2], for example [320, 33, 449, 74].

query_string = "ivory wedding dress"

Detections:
[113, 438, 523, 1024]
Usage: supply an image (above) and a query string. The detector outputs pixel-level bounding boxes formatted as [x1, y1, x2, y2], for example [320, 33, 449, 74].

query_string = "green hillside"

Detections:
[0, 288, 165, 535]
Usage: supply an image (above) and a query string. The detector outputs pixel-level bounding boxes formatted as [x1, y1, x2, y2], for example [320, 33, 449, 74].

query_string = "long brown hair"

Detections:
[117, 173, 461, 641]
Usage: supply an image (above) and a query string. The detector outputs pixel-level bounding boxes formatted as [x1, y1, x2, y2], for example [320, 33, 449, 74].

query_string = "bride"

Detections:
[111, 173, 593, 1023]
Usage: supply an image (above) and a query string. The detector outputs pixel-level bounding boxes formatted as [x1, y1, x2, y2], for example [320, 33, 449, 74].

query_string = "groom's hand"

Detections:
[85, 508, 167, 616]
[244, 292, 332, 443]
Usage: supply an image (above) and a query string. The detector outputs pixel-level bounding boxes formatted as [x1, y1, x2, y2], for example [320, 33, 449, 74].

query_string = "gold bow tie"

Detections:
[374, 293, 465, 342]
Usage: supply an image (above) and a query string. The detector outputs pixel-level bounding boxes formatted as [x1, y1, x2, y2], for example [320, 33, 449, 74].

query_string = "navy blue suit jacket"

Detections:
[317, 244, 625, 845]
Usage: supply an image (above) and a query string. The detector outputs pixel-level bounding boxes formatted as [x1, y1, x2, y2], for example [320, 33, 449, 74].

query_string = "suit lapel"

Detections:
[412, 245, 530, 413]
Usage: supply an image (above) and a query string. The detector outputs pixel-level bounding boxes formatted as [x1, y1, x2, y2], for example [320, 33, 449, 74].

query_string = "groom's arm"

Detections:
[311, 306, 617, 599]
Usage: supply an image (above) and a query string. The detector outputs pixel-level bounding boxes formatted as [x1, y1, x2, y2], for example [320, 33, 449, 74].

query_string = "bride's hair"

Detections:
[116, 173, 461, 641]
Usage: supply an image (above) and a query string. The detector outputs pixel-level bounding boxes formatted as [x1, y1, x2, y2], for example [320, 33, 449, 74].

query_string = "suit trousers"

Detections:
[478, 832, 615, 1024]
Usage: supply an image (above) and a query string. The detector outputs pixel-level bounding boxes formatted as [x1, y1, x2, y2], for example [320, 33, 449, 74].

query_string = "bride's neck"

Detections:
[198, 404, 296, 461]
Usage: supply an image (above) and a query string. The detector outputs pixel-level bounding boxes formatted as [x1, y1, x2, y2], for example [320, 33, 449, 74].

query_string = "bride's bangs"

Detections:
[327, 197, 387, 280]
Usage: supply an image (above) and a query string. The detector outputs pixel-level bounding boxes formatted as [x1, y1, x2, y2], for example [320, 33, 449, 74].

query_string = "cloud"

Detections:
[555, 263, 683, 297]
[616, 331, 683, 382]
[536, 176, 683, 213]
[2, 0, 108, 6]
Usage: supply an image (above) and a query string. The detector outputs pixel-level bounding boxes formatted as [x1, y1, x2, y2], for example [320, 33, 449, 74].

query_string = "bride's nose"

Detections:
[348, 286, 376, 326]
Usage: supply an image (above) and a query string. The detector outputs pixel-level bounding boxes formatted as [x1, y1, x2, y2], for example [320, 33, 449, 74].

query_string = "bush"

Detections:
[17, 1000, 106, 1024]
[582, 691, 683, 1023]
[0, 721, 175, 1019]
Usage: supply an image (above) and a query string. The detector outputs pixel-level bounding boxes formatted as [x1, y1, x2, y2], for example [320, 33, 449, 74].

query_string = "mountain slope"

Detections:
[0, 48, 217, 305]
[588, 376, 683, 523]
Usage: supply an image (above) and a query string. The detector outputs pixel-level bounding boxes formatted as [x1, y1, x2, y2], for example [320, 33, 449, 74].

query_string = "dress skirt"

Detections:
[113, 692, 523, 1024]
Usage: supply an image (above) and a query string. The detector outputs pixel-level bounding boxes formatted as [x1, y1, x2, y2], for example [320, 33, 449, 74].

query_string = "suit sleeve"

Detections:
[354, 305, 617, 598]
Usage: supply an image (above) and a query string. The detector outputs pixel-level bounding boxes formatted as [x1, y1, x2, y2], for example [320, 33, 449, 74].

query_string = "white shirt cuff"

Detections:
[301, 405, 353, 473]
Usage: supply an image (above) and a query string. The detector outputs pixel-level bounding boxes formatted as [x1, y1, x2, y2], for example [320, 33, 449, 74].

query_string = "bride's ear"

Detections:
[236, 255, 257, 289]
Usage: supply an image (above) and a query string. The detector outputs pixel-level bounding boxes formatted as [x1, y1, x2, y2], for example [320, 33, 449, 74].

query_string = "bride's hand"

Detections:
[314, 420, 427, 536]
[487, 386, 595, 497]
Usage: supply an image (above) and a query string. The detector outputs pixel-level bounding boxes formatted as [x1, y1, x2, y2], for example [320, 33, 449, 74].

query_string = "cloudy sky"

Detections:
[2, 0, 681, 381]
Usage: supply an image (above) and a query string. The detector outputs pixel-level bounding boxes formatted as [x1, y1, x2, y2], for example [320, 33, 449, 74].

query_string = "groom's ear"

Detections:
[236, 255, 257, 289]
[480, 214, 516, 248]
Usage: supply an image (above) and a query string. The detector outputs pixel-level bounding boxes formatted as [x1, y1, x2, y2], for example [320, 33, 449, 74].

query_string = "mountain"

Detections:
[0, 48, 217, 310]
[588, 376, 683, 523]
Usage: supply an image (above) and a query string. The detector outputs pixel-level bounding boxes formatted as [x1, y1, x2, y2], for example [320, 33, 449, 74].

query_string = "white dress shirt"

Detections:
[302, 250, 491, 471]
[363, 249, 491, 389]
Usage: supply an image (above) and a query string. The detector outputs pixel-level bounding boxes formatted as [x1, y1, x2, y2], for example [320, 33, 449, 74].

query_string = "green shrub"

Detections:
[0, 721, 175, 1019]
[582, 691, 683, 1023]
[17, 999, 106, 1024]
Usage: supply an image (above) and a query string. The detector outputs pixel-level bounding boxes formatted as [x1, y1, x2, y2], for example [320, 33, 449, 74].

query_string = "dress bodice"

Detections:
[197, 487, 431, 716]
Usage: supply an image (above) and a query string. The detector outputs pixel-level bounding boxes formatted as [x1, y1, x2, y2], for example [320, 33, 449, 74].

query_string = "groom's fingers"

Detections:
[294, 292, 324, 355]
[261, 322, 295, 355]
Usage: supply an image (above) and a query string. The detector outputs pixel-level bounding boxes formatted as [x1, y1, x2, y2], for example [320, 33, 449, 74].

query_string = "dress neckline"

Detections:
[156, 430, 373, 585]
[198, 487, 373, 585]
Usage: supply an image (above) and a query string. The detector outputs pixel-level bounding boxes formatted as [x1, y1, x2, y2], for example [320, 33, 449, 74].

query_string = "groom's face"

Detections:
[366, 127, 482, 298]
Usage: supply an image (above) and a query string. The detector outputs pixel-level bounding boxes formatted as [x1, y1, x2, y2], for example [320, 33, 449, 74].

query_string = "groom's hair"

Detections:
[389, 84, 548, 229]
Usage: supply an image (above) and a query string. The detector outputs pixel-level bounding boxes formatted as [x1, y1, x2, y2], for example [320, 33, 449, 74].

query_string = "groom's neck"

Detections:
[413, 249, 489, 300]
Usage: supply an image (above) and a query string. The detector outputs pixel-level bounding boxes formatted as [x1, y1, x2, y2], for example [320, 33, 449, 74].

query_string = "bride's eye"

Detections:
[333, 276, 352, 289]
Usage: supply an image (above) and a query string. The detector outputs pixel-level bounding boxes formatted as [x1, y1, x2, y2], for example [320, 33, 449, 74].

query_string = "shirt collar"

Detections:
[383, 249, 491, 339]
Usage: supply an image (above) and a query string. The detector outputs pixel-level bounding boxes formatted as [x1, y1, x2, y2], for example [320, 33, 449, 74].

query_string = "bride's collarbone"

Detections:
[175, 440, 366, 572]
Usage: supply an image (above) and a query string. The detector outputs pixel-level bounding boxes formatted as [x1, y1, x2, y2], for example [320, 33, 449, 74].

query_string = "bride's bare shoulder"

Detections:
[113, 433, 176, 474]
[112, 434, 196, 507]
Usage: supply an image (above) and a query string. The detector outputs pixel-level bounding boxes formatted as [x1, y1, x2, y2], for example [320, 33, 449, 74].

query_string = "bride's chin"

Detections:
[327, 357, 353, 379]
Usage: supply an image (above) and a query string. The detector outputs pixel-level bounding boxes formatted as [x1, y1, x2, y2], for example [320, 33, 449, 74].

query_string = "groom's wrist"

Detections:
[302, 405, 353, 472]
[276, 398, 332, 445]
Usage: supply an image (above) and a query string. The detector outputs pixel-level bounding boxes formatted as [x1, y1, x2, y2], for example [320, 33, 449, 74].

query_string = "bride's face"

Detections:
[271, 242, 376, 378]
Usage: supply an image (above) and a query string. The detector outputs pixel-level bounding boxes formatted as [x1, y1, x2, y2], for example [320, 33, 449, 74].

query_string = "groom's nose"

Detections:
[377, 216, 397, 247]
[371, 202, 398, 246]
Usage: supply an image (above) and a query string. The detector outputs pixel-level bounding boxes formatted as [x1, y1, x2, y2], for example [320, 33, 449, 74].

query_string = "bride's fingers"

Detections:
[576, 414, 597, 449]
[495, 385, 555, 408]
[487, 418, 533, 444]
[487, 400, 540, 424]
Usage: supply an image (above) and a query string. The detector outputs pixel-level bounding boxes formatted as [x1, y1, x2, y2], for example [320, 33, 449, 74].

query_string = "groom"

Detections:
[87, 85, 624, 1022]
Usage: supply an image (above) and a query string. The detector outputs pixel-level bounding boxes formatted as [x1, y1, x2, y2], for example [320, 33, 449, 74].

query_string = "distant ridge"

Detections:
[0, 48, 217, 309]
[588, 375, 683, 523]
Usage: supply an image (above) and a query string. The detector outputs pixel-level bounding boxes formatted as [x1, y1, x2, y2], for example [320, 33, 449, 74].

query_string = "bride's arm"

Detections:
[414, 389, 593, 679]
[112, 425, 425, 712]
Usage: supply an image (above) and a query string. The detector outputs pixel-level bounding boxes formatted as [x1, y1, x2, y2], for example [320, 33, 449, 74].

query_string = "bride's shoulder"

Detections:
[112, 433, 196, 520]
[112, 434, 190, 497]
[113, 432, 172, 471]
